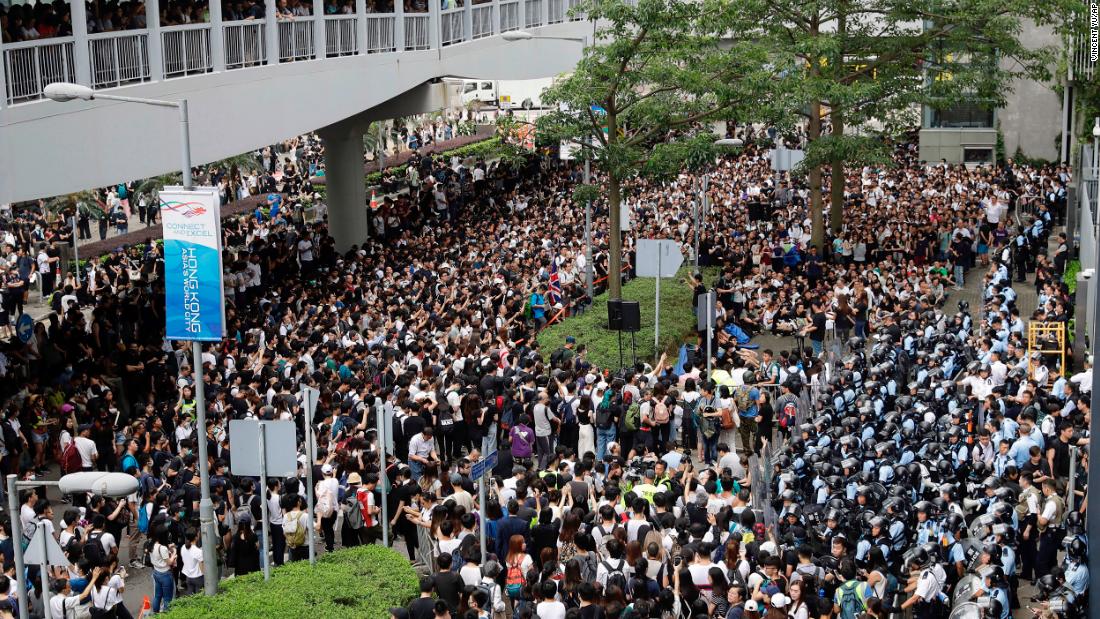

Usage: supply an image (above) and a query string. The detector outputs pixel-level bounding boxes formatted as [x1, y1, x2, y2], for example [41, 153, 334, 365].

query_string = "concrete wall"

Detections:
[919, 128, 997, 164]
[997, 21, 1063, 162]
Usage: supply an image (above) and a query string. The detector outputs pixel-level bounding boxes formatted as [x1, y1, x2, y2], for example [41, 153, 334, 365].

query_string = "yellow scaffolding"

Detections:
[1026, 322, 1066, 384]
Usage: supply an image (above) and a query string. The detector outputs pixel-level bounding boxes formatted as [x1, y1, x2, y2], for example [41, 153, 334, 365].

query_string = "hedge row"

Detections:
[160, 545, 418, 619]
[537, 267, 715, 370]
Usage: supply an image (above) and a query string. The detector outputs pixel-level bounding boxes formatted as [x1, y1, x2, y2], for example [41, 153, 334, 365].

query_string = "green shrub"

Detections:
[160, 545, 418, 619]
[538, 267, 717, 370]
[1065, 259, 1081, 294]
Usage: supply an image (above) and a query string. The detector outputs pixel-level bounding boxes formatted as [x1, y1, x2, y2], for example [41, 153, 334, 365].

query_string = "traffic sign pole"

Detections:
[259, 423, 271, 581]
[376, 401, 389, 547]
[302, 389, 317, 566]
[478, 427, 491, 566]
[655, 247, 661, 354]
[8, 476, 27, 619]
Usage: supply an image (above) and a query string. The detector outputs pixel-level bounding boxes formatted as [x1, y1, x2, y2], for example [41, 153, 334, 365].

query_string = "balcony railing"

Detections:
[162, 24, 213, 78]
[279, 19, 316, 62]
[88, 31, 150, 89]
[0, 3, 582, 107]
[365, 15, 396, 53]
[1070, 35, 1095, 83]
[525, 0, 544, 28]
[3, 37, 75, 105]
[224, 20, 267, 69]
[499, 0, 521, 31]
[547, 0, 564, 24]
[404, 14, 431, 51]
[566, 0, 585, 20]
[440, 8, 465, 46]
[471, 5, 494, 39]
[325, 15, 359, 56]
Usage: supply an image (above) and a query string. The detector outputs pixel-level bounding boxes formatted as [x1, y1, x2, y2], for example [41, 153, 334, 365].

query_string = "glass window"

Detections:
[963, 147, 994, 163]
[481, 82, 493, 90]
[463, 83, 477, 93]
[928, 102, 994, 129]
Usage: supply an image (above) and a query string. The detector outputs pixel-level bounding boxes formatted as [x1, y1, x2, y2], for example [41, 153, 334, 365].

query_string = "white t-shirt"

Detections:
[297, 239, 314, 262]
[74, 436, 98, 467]
[536, 600, 567, 619]
[181, 544, 204, 578]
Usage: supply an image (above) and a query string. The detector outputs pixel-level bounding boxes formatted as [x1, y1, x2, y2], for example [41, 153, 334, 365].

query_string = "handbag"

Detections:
[720, 408, 736, 431]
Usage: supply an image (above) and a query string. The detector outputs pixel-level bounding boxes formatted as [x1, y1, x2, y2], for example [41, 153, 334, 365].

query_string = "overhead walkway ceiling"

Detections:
[0, 3, 591, 204]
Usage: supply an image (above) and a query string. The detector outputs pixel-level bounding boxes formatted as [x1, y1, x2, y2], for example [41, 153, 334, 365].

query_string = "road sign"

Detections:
[636, 239, 683, 278]
[697, 291, 717, 331]
[15, 314, 33, 343]
[229, 420, 297, 477]
[771, 147, 805, 172]
[471, 451, 498, 479]
[24, 526, 68, 567]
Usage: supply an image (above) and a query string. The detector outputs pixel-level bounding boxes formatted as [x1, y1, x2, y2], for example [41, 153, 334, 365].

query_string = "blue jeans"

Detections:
[703, 433, 719, 464]
[409, 460, 424, 481]
[954, 265, 965, 287]
[152, 569, 175, 613]
[811, 338, 823, 356]
[596, 426, 616, 462]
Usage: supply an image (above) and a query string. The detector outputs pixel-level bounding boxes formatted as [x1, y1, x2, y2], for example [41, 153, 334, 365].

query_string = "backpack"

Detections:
[732, 387, 752, 413]
[137, 503, 150, 535]
[83, 531, 108, 566]
[558, 397, 578, 426]
[505, 557, 526, 598]
[550, 347, 567, 368]
[602, 559, 628, 593]
[621, 403, 640, 432]
[61, 440, 82, 474]
[315, 482, 336, 518]
[595, 401, 613, 429]
[836, 580, 867, 619]
[283, 511, 307, 547]
[653, 400, 670, 425]
[594, 522, 619, 558]
[342, 495, 364, 531]
[779, 401, 798, 429]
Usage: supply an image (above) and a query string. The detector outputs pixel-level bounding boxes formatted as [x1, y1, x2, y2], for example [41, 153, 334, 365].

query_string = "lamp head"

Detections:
[44, 82, 95, 102]
[714, 138, 745, 148]
[1092, 117, 1100, 138]
[501, 30, 534, 41]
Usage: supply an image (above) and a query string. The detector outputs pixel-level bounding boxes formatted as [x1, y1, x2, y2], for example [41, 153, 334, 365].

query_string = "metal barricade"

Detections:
[471, 5, 494, 38]
[440, 8, 465, 46]
[498, 0, 520, 31]
[547, 0, 564, 23]
[223, 20, 267, 69]
[364, 14, 396, 52]
[524, 0, 543, 27]
[161, 24, 213, 78]
[403, 14, 431, 50]
[88, 31, 150, 89]
[2, 38, 76, 105]
[278, 19, 316, 62]
[325, 15, 359, 56]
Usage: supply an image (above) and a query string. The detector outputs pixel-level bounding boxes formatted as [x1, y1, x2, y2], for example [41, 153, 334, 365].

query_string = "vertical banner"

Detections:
[160, 187, 226, 341]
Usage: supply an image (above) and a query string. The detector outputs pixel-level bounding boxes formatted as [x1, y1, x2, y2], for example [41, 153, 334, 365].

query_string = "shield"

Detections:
[948, 602, 982, 619]
[953, 574, 981, 606]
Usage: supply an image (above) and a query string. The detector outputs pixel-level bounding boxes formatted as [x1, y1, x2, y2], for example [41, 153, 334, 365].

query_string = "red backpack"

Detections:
[61, 440, 82, 474]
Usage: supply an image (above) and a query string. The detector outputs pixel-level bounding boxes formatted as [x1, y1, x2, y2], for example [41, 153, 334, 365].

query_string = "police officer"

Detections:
[1035, 478, 1065, 576]
[899, 548, 947, 619]
[974, 565, 1010, 619]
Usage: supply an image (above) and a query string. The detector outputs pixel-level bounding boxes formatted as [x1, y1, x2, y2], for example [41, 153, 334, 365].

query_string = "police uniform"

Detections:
[913, 563, 947, 619]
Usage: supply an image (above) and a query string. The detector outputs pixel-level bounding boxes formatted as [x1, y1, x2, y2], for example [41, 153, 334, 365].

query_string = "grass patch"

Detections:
[159, 545, 418, 619]
[538, 267, 718, 370]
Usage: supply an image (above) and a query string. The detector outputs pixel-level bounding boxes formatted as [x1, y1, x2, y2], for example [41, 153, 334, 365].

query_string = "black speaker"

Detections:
[607, 299, 623, 330]
[620, 301, 641, 333]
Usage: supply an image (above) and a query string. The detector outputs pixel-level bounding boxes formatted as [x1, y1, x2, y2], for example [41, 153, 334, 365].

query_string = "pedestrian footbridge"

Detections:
[0, 0, 591, 217]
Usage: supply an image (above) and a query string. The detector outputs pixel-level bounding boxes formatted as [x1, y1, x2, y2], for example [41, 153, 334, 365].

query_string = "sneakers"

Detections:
[129, 560, 144, 569]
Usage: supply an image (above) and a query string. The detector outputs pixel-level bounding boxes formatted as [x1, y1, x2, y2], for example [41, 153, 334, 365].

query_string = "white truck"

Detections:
[455, 78, 554, 110]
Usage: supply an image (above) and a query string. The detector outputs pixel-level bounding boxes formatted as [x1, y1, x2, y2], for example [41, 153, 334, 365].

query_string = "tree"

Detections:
[738, 0, 1074, 248]
[537, 0, 777, 300]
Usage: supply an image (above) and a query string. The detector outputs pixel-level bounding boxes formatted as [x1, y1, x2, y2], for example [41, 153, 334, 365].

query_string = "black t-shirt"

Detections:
[433, 570, 464, 613]
[1051, 438, 1072, 479]
[404, 414, 427, 440]
[579, 604, 606, 619]
[408, 596, 435, 619]
[811, 312, 827, 342]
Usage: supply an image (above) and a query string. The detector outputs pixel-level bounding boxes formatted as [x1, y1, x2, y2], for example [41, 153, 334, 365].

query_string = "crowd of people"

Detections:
[0, 117, 1084, 619]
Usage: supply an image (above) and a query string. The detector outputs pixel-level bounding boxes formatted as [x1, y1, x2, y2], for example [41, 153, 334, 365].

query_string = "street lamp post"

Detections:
[44, 82, 219, 597]
[501, 30, 591, 300]
[8, 473, 138, 619]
